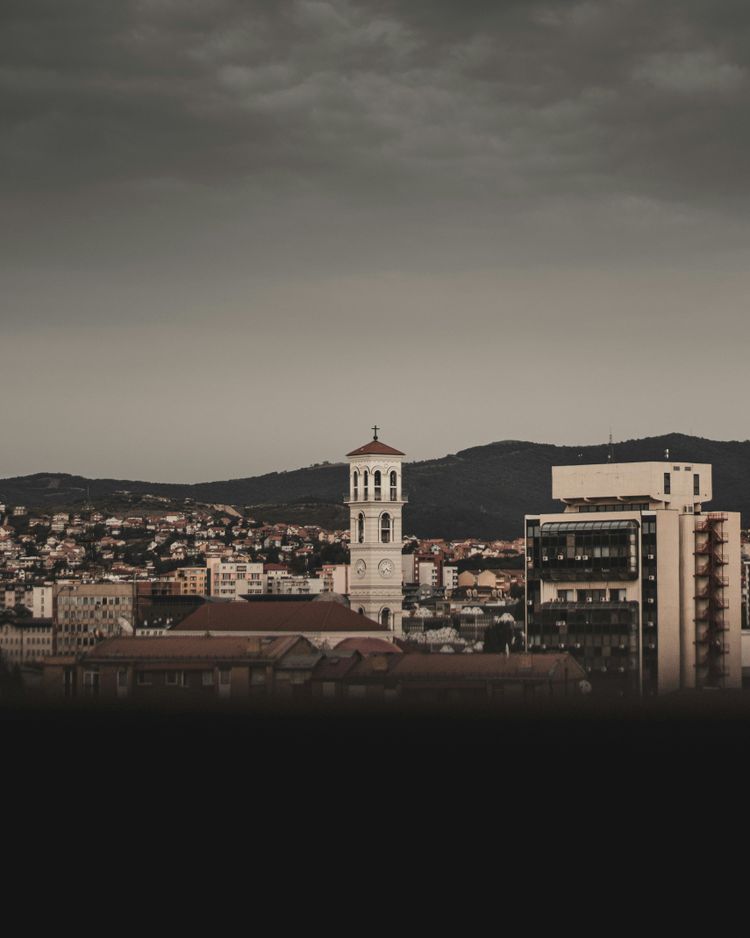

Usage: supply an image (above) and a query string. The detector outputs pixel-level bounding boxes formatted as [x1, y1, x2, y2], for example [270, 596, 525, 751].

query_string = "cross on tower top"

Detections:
[372, 425, 379, 440]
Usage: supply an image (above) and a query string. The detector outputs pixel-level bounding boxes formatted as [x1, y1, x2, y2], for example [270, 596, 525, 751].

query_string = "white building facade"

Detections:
[525, 461, 742, 695]
[346, 432, 406, 633]
[206, 559, 264, 600]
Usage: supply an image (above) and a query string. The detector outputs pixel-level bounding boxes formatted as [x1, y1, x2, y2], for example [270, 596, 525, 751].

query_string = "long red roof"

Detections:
[175, 600, 389, 633]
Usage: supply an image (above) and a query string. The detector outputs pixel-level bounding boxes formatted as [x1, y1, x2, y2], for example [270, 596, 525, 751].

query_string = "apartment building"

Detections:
[442, 565, 459, 594]
[525, 461, 741, 695]
[0, 618, 55, 665]
[54, 582, 136, 654]
[319, 563, 350, 595]
[163, 566, 209, 596]
[206, 559, 264, 600]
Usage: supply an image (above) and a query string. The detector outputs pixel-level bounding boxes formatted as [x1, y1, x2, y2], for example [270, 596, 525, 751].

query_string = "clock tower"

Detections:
[346, 428, 405, 634]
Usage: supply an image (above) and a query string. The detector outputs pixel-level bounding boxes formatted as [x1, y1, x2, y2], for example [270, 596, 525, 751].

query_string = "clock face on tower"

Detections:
[378, 559, 395, 578]
[355, 559, 367, 578]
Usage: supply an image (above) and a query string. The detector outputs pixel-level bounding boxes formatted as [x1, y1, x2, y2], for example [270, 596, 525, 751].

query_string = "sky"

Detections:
[2, 0, 750, 482]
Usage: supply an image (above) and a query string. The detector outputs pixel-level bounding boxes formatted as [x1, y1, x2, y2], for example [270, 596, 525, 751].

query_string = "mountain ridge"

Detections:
[2, 433, 749, 538]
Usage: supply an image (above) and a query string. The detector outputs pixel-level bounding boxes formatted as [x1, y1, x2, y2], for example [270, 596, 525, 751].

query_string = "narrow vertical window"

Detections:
[380, 608, 391, 627]
[693, 473, 700, 496]
[390, 470, 397, 500]
[663, 472, 671, 495]
[374, 470, 382, 500]
[380, 513, 391, 544]
[353, 470, 359, 500]
[358, 513, 365, 543]
[363, 471, 369, 500]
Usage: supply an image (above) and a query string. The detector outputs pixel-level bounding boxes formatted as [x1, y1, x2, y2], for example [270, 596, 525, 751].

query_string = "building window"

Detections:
[352, 470, 359, 500]
[363, 471, 369, 500]
[358, 513, 365, 543]
[219, 668, 231, 685]
[136, 673, 152, 686]
[380, 513, 391, 544]
[165, 671, 185, 687]
[117, 669, 128, 688]
[380, 608, 391, 627]
[694, 473, 700, 496]
[390, 471, 397, 500]
[664, 472, 671, 495]
[373, 470, 382, 501]
[82, 671, 99, 695]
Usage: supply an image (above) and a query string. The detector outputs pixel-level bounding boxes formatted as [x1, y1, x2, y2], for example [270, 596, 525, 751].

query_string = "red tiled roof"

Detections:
[80, 634, 303, 662]
[334, 637, 402, 655]
[176, 601, 389, 633]
[312, 654, 362, 681]
[346, 440, 405, 458]
[389, 653, 585, 681]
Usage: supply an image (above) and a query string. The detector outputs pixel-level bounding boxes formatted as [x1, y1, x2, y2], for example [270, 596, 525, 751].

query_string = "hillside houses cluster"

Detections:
[0, 498, 532, 683]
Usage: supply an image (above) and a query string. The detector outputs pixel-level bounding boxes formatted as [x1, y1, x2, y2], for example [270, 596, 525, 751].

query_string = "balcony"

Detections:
[344, 493, 408, 504]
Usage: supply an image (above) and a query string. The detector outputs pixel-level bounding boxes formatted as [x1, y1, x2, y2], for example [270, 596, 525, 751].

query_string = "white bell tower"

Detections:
[346, 427, 405, 634]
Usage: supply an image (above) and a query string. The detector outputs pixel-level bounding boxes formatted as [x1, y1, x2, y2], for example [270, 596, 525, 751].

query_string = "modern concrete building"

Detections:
[54, 582, 136, 654]
[346, 430, 406, 632]
[525, 461, 741, 695]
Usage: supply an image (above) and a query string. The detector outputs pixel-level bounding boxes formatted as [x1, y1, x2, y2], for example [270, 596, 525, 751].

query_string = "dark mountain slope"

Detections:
[2, 433, 748, 538]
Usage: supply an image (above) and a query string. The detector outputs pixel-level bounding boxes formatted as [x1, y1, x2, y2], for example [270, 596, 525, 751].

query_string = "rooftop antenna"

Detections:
[664, 448, 670, 461]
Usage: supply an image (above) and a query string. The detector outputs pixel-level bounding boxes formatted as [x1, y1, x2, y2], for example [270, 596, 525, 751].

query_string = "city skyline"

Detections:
[3, 1, 750, 481]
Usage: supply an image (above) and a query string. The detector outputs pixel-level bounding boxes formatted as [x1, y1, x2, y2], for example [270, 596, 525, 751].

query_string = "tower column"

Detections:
[346, 431, 406, 636]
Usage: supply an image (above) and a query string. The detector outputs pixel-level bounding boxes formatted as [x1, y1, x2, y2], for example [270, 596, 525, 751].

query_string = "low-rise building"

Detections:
[41, 634, 320, 701]
[172, 597, 392, 646]
[0, 617, 55, 665]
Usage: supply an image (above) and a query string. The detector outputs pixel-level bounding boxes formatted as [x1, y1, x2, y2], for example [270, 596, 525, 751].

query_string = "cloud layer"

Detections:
[2, 1, 749, 480]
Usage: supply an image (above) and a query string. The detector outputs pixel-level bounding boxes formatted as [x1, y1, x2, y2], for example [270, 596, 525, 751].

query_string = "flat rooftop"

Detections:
[552, 461, 712, 504]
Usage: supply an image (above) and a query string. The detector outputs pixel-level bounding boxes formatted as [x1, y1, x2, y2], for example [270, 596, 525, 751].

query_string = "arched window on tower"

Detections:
[357, 513, 365, 543]
[380, 608, 391, 627]
[353, 470, 359, 501]
[390, 470, 398, 501]
[374, 470, 382, 501]
[380, 512, 391, 544]
[364, 471, 369, 500]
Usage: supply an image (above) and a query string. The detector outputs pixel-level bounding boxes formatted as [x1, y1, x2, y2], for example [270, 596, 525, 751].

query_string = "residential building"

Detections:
[32, 584, 54, 619]
[525, 461, 742, 695]
[443, 565, 459, 594]
[267, 575, 324, 596]
[206, 559, 264, 600]
[41, 634, 320, 701]
[172, 566, 209, 596]
[0, 617, 55, 665]
[319, 563, 350, 595]
[312, 650, 586, 703]
[54, 582, 136, 654]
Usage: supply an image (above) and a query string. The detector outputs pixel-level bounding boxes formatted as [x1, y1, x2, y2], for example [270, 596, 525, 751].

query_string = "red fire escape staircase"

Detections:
[693, 514, 729, 688]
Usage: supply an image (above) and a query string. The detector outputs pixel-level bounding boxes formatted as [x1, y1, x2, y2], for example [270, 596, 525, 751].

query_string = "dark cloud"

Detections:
[2, 0, 749, 210]
[2, 2, 750, 480]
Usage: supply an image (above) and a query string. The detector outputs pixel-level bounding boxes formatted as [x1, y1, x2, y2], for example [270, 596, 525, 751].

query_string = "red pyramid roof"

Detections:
[346, 439, 405, 458]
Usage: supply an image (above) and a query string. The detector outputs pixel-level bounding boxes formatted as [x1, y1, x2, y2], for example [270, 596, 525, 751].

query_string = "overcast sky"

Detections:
[2, 0, 749, 482]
